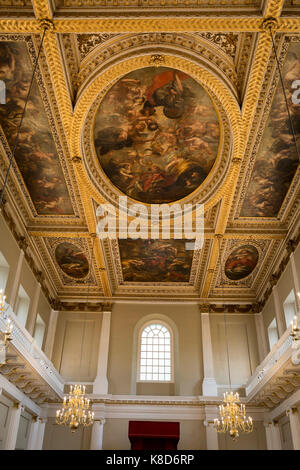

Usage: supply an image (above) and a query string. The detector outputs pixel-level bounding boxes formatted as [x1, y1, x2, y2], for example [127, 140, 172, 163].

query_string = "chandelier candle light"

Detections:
[0, 289, 13, 348]
[290, 292, 300, 344]
[56, 384, 94, 432]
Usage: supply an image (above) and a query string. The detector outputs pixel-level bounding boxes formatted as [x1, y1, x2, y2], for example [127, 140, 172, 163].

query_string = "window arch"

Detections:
[138, 322, 173, 382]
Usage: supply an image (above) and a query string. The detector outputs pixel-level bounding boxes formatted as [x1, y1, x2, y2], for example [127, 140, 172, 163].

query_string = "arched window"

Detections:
[138, 322, 172, 382]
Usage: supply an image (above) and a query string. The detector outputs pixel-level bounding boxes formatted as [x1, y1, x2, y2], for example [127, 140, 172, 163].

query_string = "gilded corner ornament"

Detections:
[261, 17, 279, 33]
[38, 18, 55, 32]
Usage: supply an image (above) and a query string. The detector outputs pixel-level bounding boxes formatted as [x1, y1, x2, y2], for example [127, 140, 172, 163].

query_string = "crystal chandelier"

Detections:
[0, 289, 13, 351]
[56, 385, 94, 433]
[291, 313, 300, 342]
[290, 293, 300, 344]
[214, 391, 253, 440]
[214, 236, 253, 440]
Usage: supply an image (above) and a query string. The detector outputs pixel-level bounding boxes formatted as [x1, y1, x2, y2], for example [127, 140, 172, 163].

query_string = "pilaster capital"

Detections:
[94, 418, 106, 426]
[263, 421, 272, 428]
[203, 420, 215, 428]
[13, 402, 24, 411]
[198, 304, 211, 314]
[38, 417, 48, 424]
[286, 407, 298, 417]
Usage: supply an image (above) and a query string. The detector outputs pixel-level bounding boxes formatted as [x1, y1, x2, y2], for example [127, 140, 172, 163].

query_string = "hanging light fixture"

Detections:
[56, 235, 96, 432]
[290, 292, 300, 345]
[0, 289, 13, 351]
[56, 385, 94, 433]
[213, 236, 253, 440]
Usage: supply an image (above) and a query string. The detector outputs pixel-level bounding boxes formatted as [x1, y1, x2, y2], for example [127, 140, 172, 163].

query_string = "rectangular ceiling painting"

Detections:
[0, 41, 73, 215]
[241, 41, 300, 218]
[119, 239, 193, 283]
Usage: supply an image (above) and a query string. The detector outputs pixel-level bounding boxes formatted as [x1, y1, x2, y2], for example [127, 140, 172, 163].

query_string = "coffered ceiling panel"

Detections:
[240, 39, 300, 218]
[0, 37, 74, 216]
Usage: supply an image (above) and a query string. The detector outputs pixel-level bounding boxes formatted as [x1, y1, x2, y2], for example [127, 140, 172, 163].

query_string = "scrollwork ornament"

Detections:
[261, 17, 279, 34]
[149, 54, 165, 67]
[38, 18, 55, 33]
[72, 156, 82, 165]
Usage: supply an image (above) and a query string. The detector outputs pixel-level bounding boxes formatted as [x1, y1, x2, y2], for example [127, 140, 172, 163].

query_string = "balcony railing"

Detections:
[0, 303, 64, 397]
[246, 326, 293, 399]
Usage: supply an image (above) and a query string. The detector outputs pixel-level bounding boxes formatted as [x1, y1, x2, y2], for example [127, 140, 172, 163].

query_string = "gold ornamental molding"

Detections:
[42, 32, 73, 138]
[263, 0, 284, 18]
[1, 18, 300, 34]
[241, 32, 273, 138]
[27, 231, 287, 240]
[32, 0, 53, 20]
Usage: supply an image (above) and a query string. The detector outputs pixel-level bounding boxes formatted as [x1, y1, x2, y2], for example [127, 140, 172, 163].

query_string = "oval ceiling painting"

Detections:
[225, 245, 259, 281]
[55, 242, 89, 279]
[94, 67, 220, 203]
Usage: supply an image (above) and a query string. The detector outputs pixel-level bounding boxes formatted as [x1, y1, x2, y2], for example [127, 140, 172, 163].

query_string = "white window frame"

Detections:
[137, 320, 174, 383]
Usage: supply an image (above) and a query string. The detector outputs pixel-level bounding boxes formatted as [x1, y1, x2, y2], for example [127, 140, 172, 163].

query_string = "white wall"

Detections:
[52, 311, 102, 382]
[210, 313, 259, 389]
[0, 394, 13, 450]
[43, 417, 91, 450]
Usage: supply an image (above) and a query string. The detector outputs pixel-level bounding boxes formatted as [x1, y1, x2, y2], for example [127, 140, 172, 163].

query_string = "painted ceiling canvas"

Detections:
[55, 242, 89, 279]
[224, 244, 259, 281]
[241, 42, 300, 218]
[0, 41, 73, 215]
[94, 67, 220, 203]
[119, 239, 193, 282]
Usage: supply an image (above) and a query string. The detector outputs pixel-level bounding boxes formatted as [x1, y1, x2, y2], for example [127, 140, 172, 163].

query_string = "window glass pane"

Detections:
[139, 323, 172, 382]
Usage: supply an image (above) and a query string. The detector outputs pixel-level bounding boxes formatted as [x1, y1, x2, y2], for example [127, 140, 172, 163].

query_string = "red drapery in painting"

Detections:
[128, 421, 180, 450]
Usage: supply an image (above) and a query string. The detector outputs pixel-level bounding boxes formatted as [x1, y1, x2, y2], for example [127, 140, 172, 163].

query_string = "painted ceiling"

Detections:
[0, 0, 299, 309]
